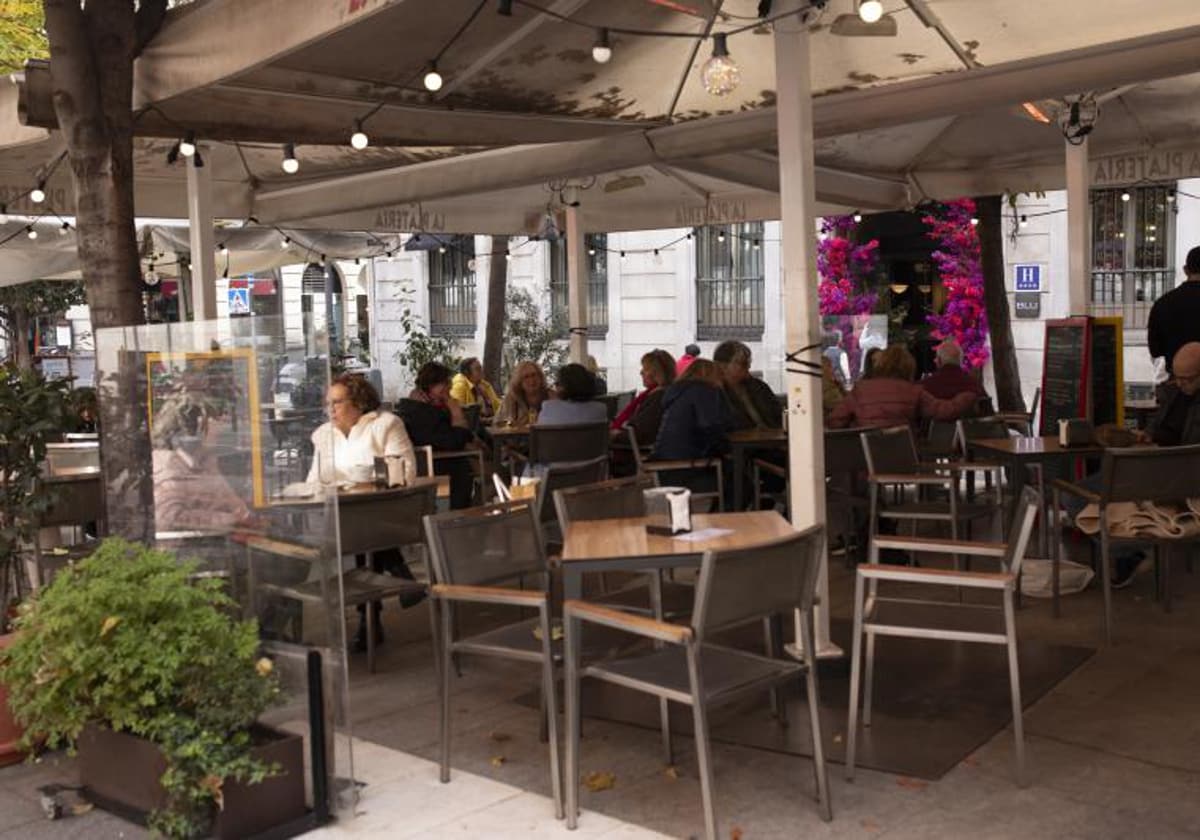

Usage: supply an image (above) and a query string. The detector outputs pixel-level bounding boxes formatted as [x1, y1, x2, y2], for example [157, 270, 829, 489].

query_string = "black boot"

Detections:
[351, 604, 385, 652]
[381, 553, 427, 608]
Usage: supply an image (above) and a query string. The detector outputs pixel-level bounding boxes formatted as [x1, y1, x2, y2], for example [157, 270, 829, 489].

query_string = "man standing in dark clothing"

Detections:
[1148, 246, 1200, 374]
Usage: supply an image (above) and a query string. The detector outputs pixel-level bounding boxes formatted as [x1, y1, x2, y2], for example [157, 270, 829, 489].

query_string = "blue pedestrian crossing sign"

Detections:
[227, 287, 250, 314]
[1014, 264, 1042, 292]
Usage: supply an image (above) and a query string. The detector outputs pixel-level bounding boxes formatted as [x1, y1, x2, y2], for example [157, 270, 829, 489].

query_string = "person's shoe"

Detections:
[1110, 553, 1148, 589]
[350, 612, 385, 652]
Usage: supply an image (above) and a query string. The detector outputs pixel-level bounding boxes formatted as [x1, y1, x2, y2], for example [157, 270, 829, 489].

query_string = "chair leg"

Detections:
[1003, 593, 1027, 787]
[686, 649, 717, 840]
[862, 630, 877, 728]
[436, 600, 453, 783]
[1051, 486, 1062, 619]
[365, 603, 377, 674]
[845, 572, 866, 782]
[764, 614, 787, 727]
[565, 615, 582, 829]
[539, 607, 565, 820]
[1162, 545, 1173, 614]
[1099, 528, 1114, 645]
[799, 609, 832, 821]
[651, 571, 673, 764]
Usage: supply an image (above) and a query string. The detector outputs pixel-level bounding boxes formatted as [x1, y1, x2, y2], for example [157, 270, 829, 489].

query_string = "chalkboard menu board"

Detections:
[1040, 318, 1091, 436]
[1090, 317, 1124, 428]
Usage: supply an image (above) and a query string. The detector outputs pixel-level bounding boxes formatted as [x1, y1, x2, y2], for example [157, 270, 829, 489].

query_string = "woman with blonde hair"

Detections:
[828, 345, 975, 429]
[495, 360, 551, 428]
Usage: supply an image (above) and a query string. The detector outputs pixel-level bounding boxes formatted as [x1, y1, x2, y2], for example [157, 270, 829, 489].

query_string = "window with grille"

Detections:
[1090, 186, 1175, 328]
[695, 222, 765, 340]
[548, 234, 608, 337]
[428, 235, 477, 337]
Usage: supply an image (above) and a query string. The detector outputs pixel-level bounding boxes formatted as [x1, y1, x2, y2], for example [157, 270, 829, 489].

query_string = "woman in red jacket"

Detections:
[828, 345, 975, 429]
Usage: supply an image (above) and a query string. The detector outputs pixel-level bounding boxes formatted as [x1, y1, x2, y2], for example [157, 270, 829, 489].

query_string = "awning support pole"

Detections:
[186, 148, 217, 321]
[565, 205, 588, 364]
[1065, 136, 1090, 316]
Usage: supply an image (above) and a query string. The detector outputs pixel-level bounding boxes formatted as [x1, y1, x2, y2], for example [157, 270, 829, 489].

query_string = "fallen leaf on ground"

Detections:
[529, 623, 564, 642]
[896, 777, 928, 791]
[70, 802, 94, 816]
[731, 828, 744, 840]
[583, 771, 616, 792]
[490, 755, 506, 767]
[861, 818, 881, 832]
[663, 765, 680, 780]
[489, 731, 512, 743]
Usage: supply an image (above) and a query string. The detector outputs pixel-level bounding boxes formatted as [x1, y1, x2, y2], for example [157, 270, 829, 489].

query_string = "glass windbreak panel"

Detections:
[94, 314, 357, 820]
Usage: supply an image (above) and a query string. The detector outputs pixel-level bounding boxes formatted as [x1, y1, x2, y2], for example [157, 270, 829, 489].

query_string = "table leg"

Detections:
[564, 566, 583, 603]
[733, 444, 746, 512]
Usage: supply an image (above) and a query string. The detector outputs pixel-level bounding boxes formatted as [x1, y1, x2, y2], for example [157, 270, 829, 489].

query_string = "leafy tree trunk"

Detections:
[977, 194, 1025, 411]
[481, 236, 507, 386]
[42, 0, 167, 543]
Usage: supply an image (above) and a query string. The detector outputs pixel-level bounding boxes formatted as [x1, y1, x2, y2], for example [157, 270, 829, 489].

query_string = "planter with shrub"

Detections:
[0, 539, 306, 838]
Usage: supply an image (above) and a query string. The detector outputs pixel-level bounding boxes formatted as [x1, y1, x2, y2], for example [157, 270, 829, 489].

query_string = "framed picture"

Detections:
[145, 348, 265, 506]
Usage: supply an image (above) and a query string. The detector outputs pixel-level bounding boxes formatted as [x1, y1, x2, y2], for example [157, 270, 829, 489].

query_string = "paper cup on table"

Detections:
[509, 476, 540, 501]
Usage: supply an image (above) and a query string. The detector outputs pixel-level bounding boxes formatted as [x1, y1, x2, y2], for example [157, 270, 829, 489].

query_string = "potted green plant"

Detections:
[0, 539, 307, 838]
[0, 362, 71, 767]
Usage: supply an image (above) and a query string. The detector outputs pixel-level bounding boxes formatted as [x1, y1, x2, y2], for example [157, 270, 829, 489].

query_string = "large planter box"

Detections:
[79, 723, 307, 839]
[0, 634, 24, 768]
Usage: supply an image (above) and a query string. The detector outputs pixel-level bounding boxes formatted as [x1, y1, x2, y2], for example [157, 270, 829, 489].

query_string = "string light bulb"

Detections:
[281, 144, 299, 174]
[1167, 188, 1177, 203]
[1019, 215, 1028, 228]
[717, 229, 727, 243]
[504, 249, 512, 262]
[350, 120, 369, 150]
[179, 131, 196, 157]
[0, 204, 7, 224]
[1120, 190, 1131, 202]
[145, 263, 159, 287]
[30, 181, 45, 203]
[59, 222, 70, 236]
[219, 242, 229, 256]
[857, 0, 884, 23]
[701, 34, 740, 97]
[280, 235, 292, 249]
[852, 211, 863, 223]
[423, 62, 443, 92]
[438, 244, 447, 254]
[587, 247, 596, 256]
[969, 216, 980, 226]
[592, 29, 612, 64]
[26, 226, 37, 240]
[620, 250, 627, 262]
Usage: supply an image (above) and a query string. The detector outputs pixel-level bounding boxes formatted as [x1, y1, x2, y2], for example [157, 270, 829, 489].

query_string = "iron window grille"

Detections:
[428, 235, 477, 337]
[1089, 186, 1176, 329]
[695, 222, 765, 341]
[549, 234, 609, 338]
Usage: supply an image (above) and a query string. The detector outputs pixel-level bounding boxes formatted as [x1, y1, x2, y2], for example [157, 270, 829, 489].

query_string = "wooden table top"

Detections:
[972, 436, 1105, 457]
[729, 428, 788, 445]
[265, 477, 439, 507]
[562, 511, 794, 563]
[490, 425, 531, 438]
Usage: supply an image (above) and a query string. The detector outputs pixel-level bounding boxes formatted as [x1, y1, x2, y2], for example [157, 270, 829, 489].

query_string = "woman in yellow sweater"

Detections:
[449, 357, 501, 419]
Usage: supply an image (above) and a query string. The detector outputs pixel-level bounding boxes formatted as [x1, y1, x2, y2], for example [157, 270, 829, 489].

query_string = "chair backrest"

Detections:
[529, 422, 610, 464]
[926, 420, 959, 454]
[692, 525, 823, 639]
[860, 426, 919, 476]
[1029, 387, 1041, 427]
[40, 475, 104, 527]
[537, 455, 610, 523]
[339, 481, 437, 549]
[423, 501, 546, 587]
[956, 417, 1011, 454]
[413, 445, 435, 477]
[552, 473, 657, 530]
[626, 426, 652, 471]
[462, 403, 482, 432]
[824, 428, 869, 477]
[1101, 444, 1200, 504]
[1003, 485, 1041, 577]
[614, 390, 636, 415]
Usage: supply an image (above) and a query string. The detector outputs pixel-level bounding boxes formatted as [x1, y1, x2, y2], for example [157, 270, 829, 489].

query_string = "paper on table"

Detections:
[671, 527, 734, 542]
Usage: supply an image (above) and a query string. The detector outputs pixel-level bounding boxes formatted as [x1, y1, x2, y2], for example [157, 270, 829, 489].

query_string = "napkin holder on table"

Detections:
[644, 486, 692, 535]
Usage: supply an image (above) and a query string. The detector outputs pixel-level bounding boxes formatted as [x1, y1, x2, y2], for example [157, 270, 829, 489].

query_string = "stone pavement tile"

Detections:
[411, 790, 620, 839]
[0, 812, 148, 839]
[0, 786, 45, 833]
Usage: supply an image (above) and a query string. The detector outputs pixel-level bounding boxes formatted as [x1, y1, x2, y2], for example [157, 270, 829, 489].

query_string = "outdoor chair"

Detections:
[824, 427, 872, 567]
[535, 455, 610, 545]
[751, 456, 788, 515]
[422, 502, 565, 818]
[956, 416, 1014, 497]
[238, 481, 435, 673]
[33, 473, 104, 587]
[862, 426, 1002, 573]
[552, 474, 694, 619]
[627, 427, 724, 513]
[994, 387, 1040, 436]
[845, 486, 1040, 787]
[564, 526, 832, 840]
[1051, 443, 1200, 644]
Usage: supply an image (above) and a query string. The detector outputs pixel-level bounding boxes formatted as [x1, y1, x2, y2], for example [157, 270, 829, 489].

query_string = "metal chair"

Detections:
[955, 416, 1014, 504]
[422, 501, 565, 819]
[862, 426, 1002, 573]
[995, 386, 1040, 436]
[1051, 444, 1200, 644]
[33, 473, 105, 587]
[552, 474, 694, 619]
[535, 455, 610, 543]
[627, 427, 724, 513]
[528, 422, 610, 464]
[824, 427, 872, 567]
[846, 486, 1040, 787]
[564, 526, 832, 839]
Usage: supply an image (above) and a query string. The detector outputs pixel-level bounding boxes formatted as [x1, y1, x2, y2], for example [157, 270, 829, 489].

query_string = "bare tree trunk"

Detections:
[481, 236, 508, 386]
[43, 0, 167, 543]
[977, 195, 1025, 412]
[10, 307, 32, 372]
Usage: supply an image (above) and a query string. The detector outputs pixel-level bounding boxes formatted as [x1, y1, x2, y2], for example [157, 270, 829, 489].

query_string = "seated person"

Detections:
[449, 356, 501, 421]
[495, 360, 550, 428]
[713, 340, 783, 430]
[585, 355, 608, 396]
[612, 349, 675, 475]
[828, 345, 976, 429]
[307, 373, 416, 487]
[398, 362, 478, 510]
[536, 363, 608, 426]
[652, 360, 733, 506]
[1145, 341, 1200, 446]
[921, 340, 988, 403]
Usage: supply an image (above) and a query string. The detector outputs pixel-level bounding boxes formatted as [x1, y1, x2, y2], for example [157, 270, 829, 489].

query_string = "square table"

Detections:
[728, 428, 788, 511]
[561, 510, 795, 604]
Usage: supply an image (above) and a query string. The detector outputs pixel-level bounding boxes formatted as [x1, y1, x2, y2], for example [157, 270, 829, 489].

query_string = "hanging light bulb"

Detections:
[26, 226, 37, 240]
[219, 242, 229, 256]
[1019, 215, 1028, 228]
[701, 34, 740, 97]
[30, 181, 46, 203]
[386, 251, 395, 262]
[59, 222, 70, 236]
[438, 245, 447, 254]
[423, 62, 443, 92]
[350, 119, 369, 150]
[592, 29, 612, 64]
[0, 204, 7, 224]
[857, 0, 884, 23]
[281, 144, 299, 174]
[717, 229, 727, 243]
[852, 211, 863, 223]
[179, 131, 196, 157]
[1120, 190, 1131, 202]
[619, 250, 627, 262]
[1167, 188, 1177, 203]
[753, 238, 761, 249]
[280, 235, 292, 249]
[504, 249, 512, 262]
[969, 216, 980, 226]
[587, 247, 596, 256]
[145, 263, 160, 287]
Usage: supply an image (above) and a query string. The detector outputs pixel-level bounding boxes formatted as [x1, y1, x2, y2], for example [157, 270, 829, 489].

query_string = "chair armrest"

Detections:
[871, 472, 953, 486]
[857, 563, 1015, 590]
[432, 449, 482, 462]
[564, 599, 693, 644]
[1051, 478, 1100, 503]
[871, 535, 1007, 558]
[430, 583, 545, 607]
[232, 532, 319, 562]
[753, 458, 788, 479]
[644, 458, 719, 472]
[944, 461, 1004, 473]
